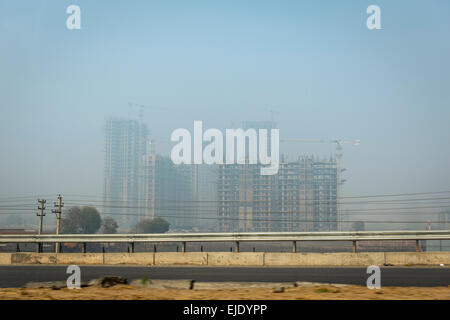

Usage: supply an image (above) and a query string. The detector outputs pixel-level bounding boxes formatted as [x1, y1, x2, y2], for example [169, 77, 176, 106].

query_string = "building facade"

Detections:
[217, 156, 338, 232]
[438, 212, 450, 230]
[139, 154, 197, 230]
[103, 119, 212, 231]
[103, 118, 148, 228]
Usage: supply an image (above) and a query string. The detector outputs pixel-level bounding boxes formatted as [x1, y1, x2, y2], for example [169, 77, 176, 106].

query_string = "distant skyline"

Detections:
[1, 0, 450, 228]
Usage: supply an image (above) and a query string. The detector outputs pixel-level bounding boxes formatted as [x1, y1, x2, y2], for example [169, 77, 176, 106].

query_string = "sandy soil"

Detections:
[0, 284, 449, 300]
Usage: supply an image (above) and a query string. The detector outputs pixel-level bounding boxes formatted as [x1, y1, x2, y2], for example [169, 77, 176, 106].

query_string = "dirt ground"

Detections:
[0, 284, 449, 300]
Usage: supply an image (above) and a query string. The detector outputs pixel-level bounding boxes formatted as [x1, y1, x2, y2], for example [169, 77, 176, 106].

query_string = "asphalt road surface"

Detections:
[0, 265, 449, 288]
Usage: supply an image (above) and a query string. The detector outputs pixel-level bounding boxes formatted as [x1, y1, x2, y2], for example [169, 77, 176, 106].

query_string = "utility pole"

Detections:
[36, 199, 46, 253]
[37, 199, 46, 234]
[52, 194, 63, 253]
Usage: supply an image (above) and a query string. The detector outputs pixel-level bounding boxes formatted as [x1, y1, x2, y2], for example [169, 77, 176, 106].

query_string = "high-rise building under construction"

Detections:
[103, 118, 148, 228]
[139, 154, 196, 230]
[103, 119, 211, 231]
[104, 118, 339, 232]
[217, 156, 338, 232]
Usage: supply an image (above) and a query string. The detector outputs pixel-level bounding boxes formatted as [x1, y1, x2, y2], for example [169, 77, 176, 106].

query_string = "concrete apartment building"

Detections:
[103, 120, 196, 230]
[142, 155, 195, 230]
[216, 120, 338, 232]
[103, 118, 339, 232]
[103, 118, 215, 231]
[103, 118, 148, 228]
[140, 157, 218, 231]
[192, 164, 218, 231]
[217, 156, 338, 232]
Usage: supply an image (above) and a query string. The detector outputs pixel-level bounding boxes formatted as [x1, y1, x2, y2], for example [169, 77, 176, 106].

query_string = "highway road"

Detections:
[0, 265, 449, 288]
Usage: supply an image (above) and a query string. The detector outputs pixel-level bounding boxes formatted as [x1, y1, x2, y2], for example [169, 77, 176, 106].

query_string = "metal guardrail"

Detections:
[1, 230, 449, 243]
[1, 230, 449, 253]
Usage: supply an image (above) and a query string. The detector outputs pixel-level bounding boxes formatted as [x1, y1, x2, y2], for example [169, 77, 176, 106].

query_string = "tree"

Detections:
[351, 221, 365, 231]
[135, 217, 170, 234]
[101, 217, 119, 234]
[61, 206, 101, 234]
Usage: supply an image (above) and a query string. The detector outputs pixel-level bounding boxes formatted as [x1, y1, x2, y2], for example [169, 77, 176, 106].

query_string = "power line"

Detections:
[1, 204, 449, 216]
[61, 190, 450, 202]
[3, 191, 450, 202]
[1, 209, 446, 224]
[63, 196, 450, 206]
[0, 194, 57, 201]
[59, 202, 450, 213]
[98, 212, 443, 224]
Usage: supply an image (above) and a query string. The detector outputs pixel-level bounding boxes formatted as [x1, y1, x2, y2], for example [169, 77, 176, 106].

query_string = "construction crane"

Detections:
[263, 107, 280, 124]
[280, 138, 360, 231]
[128, 102, 166, 122]
[128, 103, 146, 121]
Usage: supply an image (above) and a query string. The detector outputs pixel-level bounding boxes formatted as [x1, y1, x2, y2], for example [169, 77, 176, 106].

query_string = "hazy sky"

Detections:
[1, 0, 449, 206]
